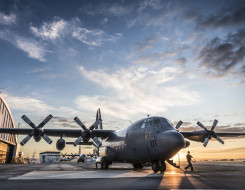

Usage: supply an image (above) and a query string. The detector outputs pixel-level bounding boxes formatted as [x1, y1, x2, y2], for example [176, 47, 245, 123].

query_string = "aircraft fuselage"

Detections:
[98, 116, 186, 164]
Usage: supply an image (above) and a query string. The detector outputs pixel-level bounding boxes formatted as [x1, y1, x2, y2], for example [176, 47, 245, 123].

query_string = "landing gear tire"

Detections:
[160, 161, 166, 172]
[152, 161, 160, 173]
[101, 157, 109, 169]
[133, 163, 143, 169]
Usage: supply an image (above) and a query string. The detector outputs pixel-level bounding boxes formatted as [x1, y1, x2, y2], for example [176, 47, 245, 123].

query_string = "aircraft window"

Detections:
[141, 120, 146, 128]
[153, 118, 161, 128]
[167, 119, 173, 126]
[144, 131, 149, 139]
[132, 121, 141, 130]
[160, 118, 174, 130]
[145, 118, 154, 129]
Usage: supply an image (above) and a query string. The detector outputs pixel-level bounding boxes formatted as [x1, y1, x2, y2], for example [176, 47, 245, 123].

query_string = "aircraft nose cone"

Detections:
[166, 130, 185, 148]
[157, 130, 186, 158]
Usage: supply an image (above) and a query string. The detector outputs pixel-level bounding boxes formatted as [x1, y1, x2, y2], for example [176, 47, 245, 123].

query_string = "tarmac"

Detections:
[0, 161, 244, 189]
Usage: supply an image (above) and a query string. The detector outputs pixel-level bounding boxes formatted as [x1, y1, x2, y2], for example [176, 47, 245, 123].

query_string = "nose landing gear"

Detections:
[152, 161, 166, 173]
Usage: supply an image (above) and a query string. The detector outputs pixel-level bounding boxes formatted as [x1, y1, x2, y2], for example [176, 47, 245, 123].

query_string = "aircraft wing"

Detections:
[0, 128, 115, 139]
[180, 131, 245, 143]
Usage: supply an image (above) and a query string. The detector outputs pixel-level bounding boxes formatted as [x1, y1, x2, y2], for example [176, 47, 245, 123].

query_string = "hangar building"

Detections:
[0, 93, 17, 163]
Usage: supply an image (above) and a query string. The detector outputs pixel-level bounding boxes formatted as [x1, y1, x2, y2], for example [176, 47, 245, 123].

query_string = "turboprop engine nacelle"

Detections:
[56, 139, 65, 151]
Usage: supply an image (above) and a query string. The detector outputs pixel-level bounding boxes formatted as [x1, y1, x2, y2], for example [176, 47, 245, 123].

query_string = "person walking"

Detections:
[185, 151, 194, 171]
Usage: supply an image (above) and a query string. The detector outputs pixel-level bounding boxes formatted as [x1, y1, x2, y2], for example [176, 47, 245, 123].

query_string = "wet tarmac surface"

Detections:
[0, 161, 244, 189]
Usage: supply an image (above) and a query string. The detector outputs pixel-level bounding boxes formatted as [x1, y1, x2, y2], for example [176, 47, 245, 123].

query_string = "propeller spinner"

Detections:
[197, 119, 224, 147]
[20, 114, 53, 146]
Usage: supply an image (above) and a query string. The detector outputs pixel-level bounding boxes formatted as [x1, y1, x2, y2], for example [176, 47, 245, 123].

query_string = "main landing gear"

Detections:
[100, 157, 111, 169]
[152, 161, 166, 173]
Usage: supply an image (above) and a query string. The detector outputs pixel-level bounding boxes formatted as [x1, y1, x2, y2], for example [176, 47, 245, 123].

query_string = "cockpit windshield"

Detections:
[154, 117, 175, 130]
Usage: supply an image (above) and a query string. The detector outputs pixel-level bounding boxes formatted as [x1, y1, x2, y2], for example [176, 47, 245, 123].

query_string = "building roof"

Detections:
[39, 151, 60, 154]
[0, 93, 17, 145]
[0, 93, 16, 129]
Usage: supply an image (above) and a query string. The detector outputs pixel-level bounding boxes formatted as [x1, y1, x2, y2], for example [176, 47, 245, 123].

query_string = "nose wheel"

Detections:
[152, 161, 166, 173]
[160, 161, 166, 172]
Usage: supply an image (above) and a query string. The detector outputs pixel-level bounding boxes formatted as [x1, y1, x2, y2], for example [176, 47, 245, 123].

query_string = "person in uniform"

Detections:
[185, 151, 194, 171]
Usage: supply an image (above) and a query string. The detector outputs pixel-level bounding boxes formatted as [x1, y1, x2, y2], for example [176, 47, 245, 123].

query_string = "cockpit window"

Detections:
[167, 119, 173, 126]
[141, 119, 146, 128]
[153, 117, 174, 130]
[160, 118, 174, 130]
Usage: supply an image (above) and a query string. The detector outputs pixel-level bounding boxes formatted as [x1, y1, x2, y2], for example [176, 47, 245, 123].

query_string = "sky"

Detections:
[0, 0, 245, 160]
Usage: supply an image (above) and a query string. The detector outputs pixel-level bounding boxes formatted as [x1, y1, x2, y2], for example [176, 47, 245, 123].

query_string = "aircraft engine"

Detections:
[73, 116, 102, 147]
[20, 114, 53, 146]
[56, 138, 66, 150]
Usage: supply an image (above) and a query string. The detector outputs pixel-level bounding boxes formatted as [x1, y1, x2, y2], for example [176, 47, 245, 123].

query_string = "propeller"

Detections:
[175, 120, 183, 129]
[20, 114, 53, 146]
[197, 119, 224, 147]
[73, 115, 102, 147]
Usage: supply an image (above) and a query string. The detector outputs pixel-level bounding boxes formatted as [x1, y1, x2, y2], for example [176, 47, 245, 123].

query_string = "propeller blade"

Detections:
[73, 136, 83, 146]
[175, 120, 183, 129]
[214, 135, 224, 144]
[90, 120, 101, 130]
[74, 117, 87, 131]
[21, 115, 35, 128]
[92, 137, 102, 147]
[38, 114, 53, 128]
[20, 134, 33, 146]
[42, 133, 53, 144]
[203, 137, 210, 147]
[211, 119, 218, 131]
[197, 121, 208, 131]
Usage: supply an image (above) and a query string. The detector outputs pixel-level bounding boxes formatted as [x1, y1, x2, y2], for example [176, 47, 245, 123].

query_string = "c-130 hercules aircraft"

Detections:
[0, 109, 245, 173]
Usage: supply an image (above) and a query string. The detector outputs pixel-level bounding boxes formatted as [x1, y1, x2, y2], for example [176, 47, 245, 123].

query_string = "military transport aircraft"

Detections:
[0, 109, 245, 173]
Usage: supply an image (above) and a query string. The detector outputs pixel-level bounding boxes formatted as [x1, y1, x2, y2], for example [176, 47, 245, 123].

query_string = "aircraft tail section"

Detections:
[96, 108, 103, 129]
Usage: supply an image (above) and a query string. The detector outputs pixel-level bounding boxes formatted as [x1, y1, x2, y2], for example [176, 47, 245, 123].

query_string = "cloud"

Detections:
[81, 3, 133, 17]
[131, 37, 157, 53]
[15, 36, 48, 62]
[126, 1, 172, 28]
[30, 18, 67, 40]
[50, 116, 78, 128]
[132, 51, 175, 65]
[0, 12, 16, 25]
[138, 0, 163, 13]
[3, 93, 54, 114]
[197, 28, 245, 78]
[25, 67, 51, 74]
[0, 30, 48, 62]
[77, 65, 201, 120]
[186, 2, 245, 29]
[72, 27, 122, 46]
[31, 17, 122, 46]
[175, 57, 187, 67]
